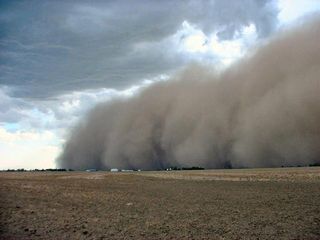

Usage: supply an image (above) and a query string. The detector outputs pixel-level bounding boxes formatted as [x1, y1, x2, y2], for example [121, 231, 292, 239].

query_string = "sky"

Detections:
[1, 0, 320, 170]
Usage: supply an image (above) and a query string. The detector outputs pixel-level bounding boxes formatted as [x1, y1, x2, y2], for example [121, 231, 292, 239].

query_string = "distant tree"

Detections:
[182, 166, 205, 170]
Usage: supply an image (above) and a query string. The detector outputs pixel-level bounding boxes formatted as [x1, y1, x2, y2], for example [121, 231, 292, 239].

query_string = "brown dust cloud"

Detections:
[57, 17, 320, 170]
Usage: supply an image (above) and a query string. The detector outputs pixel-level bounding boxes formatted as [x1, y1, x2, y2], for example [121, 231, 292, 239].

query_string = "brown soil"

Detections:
[1, 168, 320, 239]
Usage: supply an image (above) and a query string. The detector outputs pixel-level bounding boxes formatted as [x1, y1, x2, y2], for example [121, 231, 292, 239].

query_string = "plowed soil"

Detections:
[1, 167, 320, 239]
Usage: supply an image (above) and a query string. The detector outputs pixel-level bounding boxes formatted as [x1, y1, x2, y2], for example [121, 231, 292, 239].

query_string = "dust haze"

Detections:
[57, 17, 320, 170]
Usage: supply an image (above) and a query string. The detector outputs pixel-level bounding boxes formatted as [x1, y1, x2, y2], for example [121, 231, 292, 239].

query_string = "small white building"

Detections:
[110, 168, 119, 172]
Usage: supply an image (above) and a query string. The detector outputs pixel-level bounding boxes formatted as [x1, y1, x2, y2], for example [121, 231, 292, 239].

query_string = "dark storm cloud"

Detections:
[0, 87, 31, 122]
[0, 0, 278, 99]
[58, 17, 320, 170]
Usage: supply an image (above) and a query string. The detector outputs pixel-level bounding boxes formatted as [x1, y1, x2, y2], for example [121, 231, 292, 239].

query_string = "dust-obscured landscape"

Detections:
[1, 167, 320, 240]
[1, 2, 320, 240]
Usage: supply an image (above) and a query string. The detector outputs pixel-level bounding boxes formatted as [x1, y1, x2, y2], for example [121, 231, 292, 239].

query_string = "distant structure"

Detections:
[86, 169, 97, 172]
[110, 168, 119, 172]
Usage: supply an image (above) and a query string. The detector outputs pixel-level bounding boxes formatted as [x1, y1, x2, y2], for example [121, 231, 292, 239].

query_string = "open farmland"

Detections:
[1, 167, 320, 239]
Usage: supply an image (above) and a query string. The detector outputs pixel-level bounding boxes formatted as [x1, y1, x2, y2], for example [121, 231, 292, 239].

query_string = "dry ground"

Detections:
[1, 167, 320, 239]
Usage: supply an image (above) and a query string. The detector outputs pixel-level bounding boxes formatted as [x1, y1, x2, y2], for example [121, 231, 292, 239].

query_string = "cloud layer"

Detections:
[58, 17, 320, 170]
[0, 0, 277, 99]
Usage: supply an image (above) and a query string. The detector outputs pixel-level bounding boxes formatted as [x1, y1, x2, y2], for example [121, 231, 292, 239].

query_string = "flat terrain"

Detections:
[1, 167, 320, 239]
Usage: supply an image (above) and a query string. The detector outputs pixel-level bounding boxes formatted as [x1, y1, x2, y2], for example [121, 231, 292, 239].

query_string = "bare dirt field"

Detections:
[1, 167, 320, 239]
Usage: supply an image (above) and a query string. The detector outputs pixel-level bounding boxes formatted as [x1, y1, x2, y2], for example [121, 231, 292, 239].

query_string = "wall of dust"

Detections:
[57, 17, 320, 170]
